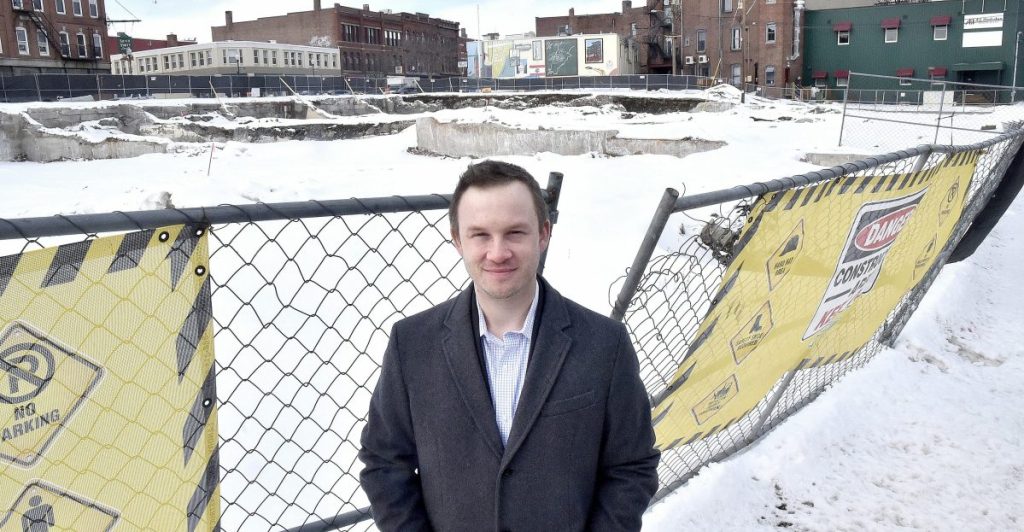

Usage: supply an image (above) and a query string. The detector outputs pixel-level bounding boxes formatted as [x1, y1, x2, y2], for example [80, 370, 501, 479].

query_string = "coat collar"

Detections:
[442, 278, 573, 463]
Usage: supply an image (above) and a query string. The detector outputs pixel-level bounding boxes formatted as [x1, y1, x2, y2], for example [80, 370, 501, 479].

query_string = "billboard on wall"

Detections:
[545, 39, 579, 76]
[0, 225, 219, 531]
[650, 151, 982, 449]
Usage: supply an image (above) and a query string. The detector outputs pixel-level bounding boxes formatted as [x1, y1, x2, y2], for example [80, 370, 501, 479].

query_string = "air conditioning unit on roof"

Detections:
[684, 56, 695, 65]
[697, 55, 709, 63]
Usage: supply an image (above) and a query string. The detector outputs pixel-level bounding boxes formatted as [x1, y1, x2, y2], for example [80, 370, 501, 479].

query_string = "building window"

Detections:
[92, 32, 102, 58]
[885, 28, 898, 43]
[697, 29, 706, 53]
[163, 55, 169, 70]
[766, 23, 777, 44]
[55, 0, 64, 14]
[934, 25, 948, 41]
[12, 0, 23, 9]
[731, 27, 741, 50]
[88, 0, 96, 17]
[37, 31, 49, 55]
[33, 0, 42, 11]
[190, 52, 196, 67]
[815, 77, 826, 88]
[837, 30, 850, 45]
[835, 72, 848, 87]
[270, 50, 277, 65]
[721, 0, 733, 13]
[16, 27, 29, 55]
[730, 63, 741, 85]
[899, 76, 911, 86]
[532, 40, 542, 60]
[58, 31, 69, 56]
[766, 65, 776, 86]
[71, 0, 81, 16]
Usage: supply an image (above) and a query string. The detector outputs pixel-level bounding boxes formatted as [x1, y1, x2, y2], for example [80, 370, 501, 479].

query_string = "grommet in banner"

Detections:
[194, 227, 205, 237]
[159, 231, 170, 242]
[202, 398, 212, 408]
[195, 265, 207, 276]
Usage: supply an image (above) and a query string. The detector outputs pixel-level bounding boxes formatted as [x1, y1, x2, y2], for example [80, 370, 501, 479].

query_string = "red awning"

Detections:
[896, 68, 914, 77]
[834, 70, 850, 79]
[881, 18, 901, 29]
[930, 15, 952, 26]
[929, 67, 948, 76]
[833, 21, 852, 31]
[812, 71, 828, 79]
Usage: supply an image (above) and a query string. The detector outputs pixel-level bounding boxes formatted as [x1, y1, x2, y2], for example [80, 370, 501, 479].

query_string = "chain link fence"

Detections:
[610, 124, 1024, 500]
[0, 173, 563, 532]
[0, 73, 737, 103]
[839, 72, 1024, 150]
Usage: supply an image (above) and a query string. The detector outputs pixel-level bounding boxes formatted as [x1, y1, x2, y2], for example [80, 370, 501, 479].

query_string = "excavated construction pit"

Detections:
[0, 93, 716, 162]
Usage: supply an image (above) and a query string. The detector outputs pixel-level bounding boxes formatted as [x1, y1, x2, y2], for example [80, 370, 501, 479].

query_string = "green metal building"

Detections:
[803, 0, 1022, 98]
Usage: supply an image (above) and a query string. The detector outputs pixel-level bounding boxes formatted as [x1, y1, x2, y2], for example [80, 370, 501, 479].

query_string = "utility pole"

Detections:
[1013, 31, 1022, 102]
[673, 0, 680, 76]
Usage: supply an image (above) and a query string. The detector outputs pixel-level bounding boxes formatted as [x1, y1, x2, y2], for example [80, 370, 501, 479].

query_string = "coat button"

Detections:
[502, 468, 514, 478]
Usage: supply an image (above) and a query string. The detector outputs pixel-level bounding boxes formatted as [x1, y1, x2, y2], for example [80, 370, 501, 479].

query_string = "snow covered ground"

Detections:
[2, 88, 1021, 530]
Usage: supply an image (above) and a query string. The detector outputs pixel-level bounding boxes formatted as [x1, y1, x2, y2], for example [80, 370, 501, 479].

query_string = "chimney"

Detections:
[569, 8, 575, 16]
[166, 33, 179, 47]
[314, 0, 321, 10]
[225, 10, 233, 27]
[363, 3, 369, 10]
[622, 1, 631, 13]
[461, 28, 467, 38]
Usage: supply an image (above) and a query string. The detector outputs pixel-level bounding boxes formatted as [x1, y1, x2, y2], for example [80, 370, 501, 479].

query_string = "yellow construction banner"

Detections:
[653, 151, 981, 450]
[0, 225, 218, 532]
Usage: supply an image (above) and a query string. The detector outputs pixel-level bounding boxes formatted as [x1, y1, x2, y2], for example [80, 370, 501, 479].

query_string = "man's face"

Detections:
[452, 181, 550, 305]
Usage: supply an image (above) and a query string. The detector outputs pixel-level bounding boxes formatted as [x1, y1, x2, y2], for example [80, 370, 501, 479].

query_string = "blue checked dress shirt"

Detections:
[476, 282, 539, 447]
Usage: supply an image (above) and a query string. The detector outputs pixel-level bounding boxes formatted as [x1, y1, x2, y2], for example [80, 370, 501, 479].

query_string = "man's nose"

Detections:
[487, 238, 513, 261]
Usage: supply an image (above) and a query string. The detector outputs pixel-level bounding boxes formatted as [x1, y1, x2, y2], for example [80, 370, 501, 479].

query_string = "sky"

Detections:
[105, 0, 618, 43]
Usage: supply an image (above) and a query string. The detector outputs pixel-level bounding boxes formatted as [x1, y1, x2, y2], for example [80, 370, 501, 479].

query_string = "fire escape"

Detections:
[645, 3, 673, 70]
[12, 2, 98, 64]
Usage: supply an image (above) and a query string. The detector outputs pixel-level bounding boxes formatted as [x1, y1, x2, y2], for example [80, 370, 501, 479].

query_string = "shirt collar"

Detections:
[477, 280, 540, 341]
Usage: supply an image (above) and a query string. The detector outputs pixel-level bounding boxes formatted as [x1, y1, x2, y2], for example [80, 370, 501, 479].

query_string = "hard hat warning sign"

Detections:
[0, 480, 119, 531]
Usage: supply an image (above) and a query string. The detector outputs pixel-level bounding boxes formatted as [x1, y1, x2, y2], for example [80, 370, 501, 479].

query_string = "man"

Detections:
[359, 160, 660, 531]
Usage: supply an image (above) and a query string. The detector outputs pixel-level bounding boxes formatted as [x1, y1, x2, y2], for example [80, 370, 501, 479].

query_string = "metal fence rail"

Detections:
[610, 125, 1024, 500]
[0, 175, 563, 532]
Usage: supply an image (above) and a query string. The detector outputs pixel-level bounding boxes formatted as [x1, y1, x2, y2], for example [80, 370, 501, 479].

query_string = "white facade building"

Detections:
[110, 41, 340, 76]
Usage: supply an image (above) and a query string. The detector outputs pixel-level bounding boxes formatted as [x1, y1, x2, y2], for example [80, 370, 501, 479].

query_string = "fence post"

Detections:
[935, 82, 947, 144]
[538, 171, 565, 275]
[610, 188, 680, 321]
[838, 74, 851, 147]
[144, 73, 150, 97]
[911, 145, 933, 172]
[744, 360, 807, 444]
[34, 74, 42, 102]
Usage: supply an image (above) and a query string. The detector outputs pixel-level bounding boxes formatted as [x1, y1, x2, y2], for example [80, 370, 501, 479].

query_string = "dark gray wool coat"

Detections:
[359, 278, 660, 532]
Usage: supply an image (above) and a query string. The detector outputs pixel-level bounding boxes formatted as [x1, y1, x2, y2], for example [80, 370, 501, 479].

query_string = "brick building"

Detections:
[105, 32, 194, 56]
[681, 0, 805, 89]
[211, 1, 460, 77]
[536, 1, 662, 72]
[0, 0, 109, 75]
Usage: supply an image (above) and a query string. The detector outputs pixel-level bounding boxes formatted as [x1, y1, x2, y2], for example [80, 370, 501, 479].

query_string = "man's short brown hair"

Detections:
[449, 160, 548, 233]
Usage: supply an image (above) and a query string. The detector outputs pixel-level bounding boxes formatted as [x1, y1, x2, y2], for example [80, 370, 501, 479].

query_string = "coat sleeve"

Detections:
[358, 322, 433, 532]
[587, 324, 661, 532]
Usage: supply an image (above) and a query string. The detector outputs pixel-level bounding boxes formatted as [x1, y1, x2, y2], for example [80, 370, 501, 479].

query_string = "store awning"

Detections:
[833, 21, 852, 31]
[930, 15, 952, 26]
[950, 62, 1004, 71]
[896, 68, 914, 77]
[834, 70, 850, 79]
[812, 70, 828, 79]
[928, 67, 948, 76]
[881, 18, 901, 29]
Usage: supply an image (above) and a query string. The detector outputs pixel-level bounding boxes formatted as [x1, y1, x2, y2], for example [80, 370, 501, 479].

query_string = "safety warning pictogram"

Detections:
[0, 480, 119, 531]
[691, 375, 739, 425]
[0, 323, 102, 467]
[729, 301, 774, 365]
[766, 220, 804, 291]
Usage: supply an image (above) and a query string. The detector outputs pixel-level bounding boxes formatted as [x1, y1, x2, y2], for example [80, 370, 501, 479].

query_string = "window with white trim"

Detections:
[730, 63, 741, 85]
[76, 32, 87, 56]
[58, 31, 69, 56]
[766, 65, 776, 86]
[934, 25, 948, 40]
[899, 76, 911, 86]
[71, 0, 81, 16]
[55, 0, 64, 14]
[885, 28, 898, 43]
[837, 30, 850, 45]
[697, 29, 706, 52]
[731, 27, 741, 51]
[814, 78, 826, 88]
[33, 0, 43, 11]
[88, 0, 97, 17]
[12, 0, 24, 9]
[836, 76, 848, 87]
[92, 33, 102, 58]
[37, 31, 49, 55]
[766, 23, 777, 44]
[16, 27, 30, 55]
[190, 52, 197, 67]
[930, 74, 945, 86]
[721, 0, 733, 13]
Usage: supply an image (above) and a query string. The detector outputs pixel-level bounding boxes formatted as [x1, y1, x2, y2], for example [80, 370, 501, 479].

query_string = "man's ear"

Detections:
[451, 227, 464, 255]
[539, 220, 552, 252]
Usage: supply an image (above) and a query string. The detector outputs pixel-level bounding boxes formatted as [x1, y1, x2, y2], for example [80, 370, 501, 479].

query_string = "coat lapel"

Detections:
[442, 287, 504, 459]
[500, 280, 573, 468]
